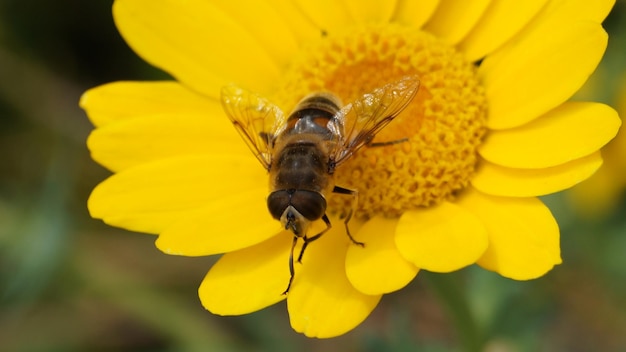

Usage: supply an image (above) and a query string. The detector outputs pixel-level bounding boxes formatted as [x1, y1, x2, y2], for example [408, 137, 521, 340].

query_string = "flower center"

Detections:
[276, 25, 488, 218]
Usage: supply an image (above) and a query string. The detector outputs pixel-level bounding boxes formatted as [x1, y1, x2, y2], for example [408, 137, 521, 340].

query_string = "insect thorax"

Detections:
[270, 139, 331, 193]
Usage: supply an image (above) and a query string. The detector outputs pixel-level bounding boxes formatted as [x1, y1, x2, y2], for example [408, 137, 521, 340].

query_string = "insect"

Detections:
[220, 76, 419, 294]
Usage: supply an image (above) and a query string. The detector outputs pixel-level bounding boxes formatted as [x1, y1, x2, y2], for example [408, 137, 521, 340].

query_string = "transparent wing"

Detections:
[220, 85, 287, 170]
[328, 75, 420, 166]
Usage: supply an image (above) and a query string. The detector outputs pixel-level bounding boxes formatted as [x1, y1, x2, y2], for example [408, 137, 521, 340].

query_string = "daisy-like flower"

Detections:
[81, 0, 621, 338]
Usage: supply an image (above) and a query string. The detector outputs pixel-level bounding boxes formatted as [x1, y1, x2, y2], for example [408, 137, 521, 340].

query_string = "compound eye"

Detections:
[290, 190, 326, 221]
[267, 191, 290, 220]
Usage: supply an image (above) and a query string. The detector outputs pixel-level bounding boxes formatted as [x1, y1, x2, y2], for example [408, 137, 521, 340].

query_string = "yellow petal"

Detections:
[535, 0, 614, 24]
[88, 155, 265, 234]
[457, 188, 561, 280]
[345, 217, 419, 295]
[113, 0, 280, 96]
[266, 0, 321, 43]
[479, 102, 620, 168]
[479, 19, 608, 129]
[87, 112, 248, 172]
[294, 0, 354, 35]
[288, 219, 381, 338]
[205, 0, 301, 70]
[472, 152, 603, 197]
[80, 81, 216, 127]
[393, 0, 439, 28]
[344, 0, 397, 23]
[395, 202, 488, 272]
[458, 0, 548, 61]
[480, 0, 615, 79]
[199, 234, 290, 315]
[423, 0, 492, 45]
[156, 188, 279, 256]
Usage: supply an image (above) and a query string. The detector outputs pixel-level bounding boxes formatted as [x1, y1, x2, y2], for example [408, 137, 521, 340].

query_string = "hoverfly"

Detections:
[220, 76, 419, 294]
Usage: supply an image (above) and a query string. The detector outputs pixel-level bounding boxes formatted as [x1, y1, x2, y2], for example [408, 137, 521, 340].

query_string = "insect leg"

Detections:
[368, 137, 409, 147]
[332, 186, 365, 247]
[282, 235, 299, 295]
[296, 214, 332, 263]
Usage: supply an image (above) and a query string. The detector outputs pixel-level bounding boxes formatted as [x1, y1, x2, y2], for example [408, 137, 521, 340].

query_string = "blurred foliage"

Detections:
[0, 1, 625, 351]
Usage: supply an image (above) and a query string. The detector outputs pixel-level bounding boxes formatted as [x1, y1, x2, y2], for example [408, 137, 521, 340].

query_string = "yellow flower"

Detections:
[81, 0, 620, 338]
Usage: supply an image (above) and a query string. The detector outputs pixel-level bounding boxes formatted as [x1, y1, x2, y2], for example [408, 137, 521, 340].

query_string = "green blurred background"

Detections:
[1, 1, 625, 351]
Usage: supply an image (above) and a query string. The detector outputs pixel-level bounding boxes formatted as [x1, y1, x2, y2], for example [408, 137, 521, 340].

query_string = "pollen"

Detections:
[276, 25, 488, 218]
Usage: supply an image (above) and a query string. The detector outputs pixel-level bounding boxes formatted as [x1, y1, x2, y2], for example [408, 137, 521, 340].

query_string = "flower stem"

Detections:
[423, 271, 484, 352]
